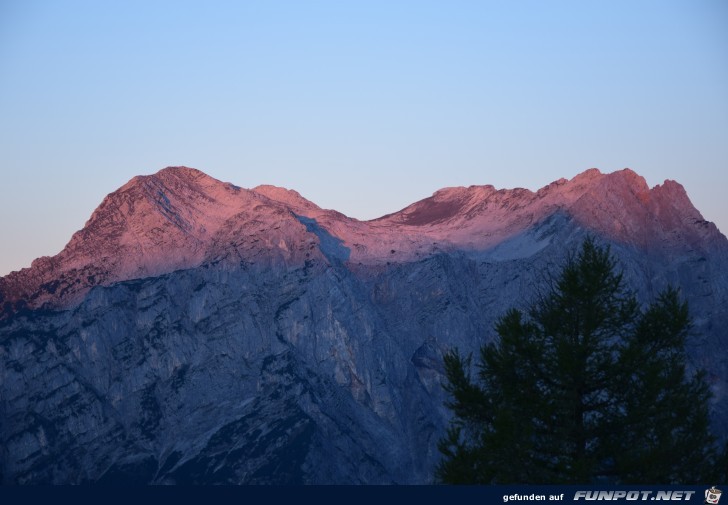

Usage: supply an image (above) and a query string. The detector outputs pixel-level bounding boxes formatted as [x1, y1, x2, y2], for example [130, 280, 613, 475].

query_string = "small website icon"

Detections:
[706, 487, 722, 505]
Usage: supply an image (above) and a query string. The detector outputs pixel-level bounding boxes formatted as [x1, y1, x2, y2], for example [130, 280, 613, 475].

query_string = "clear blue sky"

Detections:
[1, 0, 726, 275]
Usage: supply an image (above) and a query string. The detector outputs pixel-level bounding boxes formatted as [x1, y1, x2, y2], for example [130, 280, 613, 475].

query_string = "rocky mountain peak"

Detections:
[1, 166, 724, 315]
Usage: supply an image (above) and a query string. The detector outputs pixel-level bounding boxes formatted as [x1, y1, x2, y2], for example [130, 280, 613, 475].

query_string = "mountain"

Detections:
[1, 167, 726, 484]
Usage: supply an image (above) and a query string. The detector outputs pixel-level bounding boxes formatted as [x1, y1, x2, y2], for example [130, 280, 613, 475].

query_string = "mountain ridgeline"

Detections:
[1, 167, 726, 484]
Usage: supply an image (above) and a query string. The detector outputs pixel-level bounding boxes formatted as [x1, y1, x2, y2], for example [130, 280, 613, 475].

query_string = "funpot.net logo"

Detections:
[573, 490, 696, 501]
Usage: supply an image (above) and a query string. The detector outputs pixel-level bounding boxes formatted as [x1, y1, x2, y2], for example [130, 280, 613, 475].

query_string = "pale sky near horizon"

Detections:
[1, 0, 727, 276]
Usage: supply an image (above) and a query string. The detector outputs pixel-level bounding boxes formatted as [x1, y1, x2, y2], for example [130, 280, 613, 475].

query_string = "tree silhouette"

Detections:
[437, 238, 723, 484]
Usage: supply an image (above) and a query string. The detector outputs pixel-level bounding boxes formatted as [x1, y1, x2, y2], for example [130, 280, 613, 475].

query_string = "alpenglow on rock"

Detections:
[1, 166, 727, 484]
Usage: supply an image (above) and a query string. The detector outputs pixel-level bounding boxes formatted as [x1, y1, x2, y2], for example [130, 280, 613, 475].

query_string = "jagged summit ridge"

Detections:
[0, 166, 724, 312]
[374, 168, 721, 252]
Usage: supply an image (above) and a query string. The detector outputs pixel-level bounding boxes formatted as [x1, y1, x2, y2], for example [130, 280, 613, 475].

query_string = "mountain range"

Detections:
[1, 166, 726, 484]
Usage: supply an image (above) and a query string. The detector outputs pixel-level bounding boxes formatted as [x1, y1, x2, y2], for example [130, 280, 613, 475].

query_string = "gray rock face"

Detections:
[1, 167, 727, 484]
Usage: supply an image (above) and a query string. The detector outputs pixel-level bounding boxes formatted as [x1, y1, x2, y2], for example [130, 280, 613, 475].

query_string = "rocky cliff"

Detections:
[1, 167, 726, 483]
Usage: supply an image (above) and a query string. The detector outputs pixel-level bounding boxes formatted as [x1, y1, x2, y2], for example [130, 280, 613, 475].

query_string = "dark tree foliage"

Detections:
[437, 238, 723, 484]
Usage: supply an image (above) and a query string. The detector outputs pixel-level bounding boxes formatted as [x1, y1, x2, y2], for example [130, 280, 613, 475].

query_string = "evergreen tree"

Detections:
[612, 288, 718, 482]
[437, 238, 722, 484]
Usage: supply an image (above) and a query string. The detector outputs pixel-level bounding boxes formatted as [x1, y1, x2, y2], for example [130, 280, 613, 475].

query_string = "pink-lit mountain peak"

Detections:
[76, 167, 243, 254]
[361, 167, 722, 259]
[116, 167, 325, 223]
[376, 168, 650, 228]
[1, 166, 722, 312]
